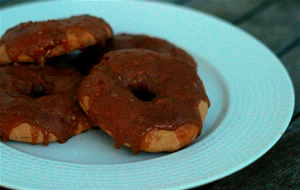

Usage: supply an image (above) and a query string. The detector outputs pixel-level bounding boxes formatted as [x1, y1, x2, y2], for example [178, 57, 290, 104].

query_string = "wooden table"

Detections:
[0, 0, 299, 189]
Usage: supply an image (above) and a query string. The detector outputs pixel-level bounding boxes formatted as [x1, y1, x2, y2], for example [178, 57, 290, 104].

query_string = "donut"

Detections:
[0, 64, 92, 145]
[74, 33, 197, 75]
[78, 49, 210, 154]
[0, 15, 113, 65]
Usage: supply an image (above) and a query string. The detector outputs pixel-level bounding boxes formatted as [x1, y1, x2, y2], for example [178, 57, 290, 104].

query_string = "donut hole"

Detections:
[128, 83, 156, 102]
[17, 82, 51, 98]
[30, 83, 49, 98]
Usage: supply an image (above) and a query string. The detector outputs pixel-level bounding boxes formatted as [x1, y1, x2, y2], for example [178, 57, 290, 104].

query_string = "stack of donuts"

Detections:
[0, 15, 210, 154]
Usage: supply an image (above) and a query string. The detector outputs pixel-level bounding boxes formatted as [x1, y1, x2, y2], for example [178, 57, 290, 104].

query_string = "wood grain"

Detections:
[186, 0, 269, 22]
[280, 45, 300, 116]
[239, 0, 300, 53]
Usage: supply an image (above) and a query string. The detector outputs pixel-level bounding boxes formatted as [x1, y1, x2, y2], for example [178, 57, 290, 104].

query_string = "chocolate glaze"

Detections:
[0, 64, 90, 145]
[74, 34, 197, 75]
[0, 15, 112, 65]
[78, 49, 209, 154]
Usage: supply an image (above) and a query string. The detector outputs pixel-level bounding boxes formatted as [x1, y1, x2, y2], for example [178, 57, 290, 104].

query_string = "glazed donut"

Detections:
[78, 49, 210, 154]
[0, 64, 92, 145]
[0, 15, 113, 65]
[74, 33, 197, 75]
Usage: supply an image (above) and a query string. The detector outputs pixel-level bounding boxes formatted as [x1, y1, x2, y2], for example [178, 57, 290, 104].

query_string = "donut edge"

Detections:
[1, 118, 92, 145]
[0, 18, 113, 65]
[79, 95, 210, 153]
[139, 100, 210, 153]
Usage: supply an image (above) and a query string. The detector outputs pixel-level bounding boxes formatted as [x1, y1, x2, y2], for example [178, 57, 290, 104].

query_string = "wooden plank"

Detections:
[280, 44, 300, 116]
[196, 112, 300, 189]
[185, 0, 269, 22]
[239, 0, 300, 54]
[0, 0, 38, 8]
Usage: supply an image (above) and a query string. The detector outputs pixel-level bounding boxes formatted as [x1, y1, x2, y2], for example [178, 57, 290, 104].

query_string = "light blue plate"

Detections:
[0, 0, 294, 189]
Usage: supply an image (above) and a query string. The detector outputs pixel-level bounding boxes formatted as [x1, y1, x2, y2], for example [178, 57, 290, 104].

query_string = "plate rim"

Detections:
[0, 0, 295, 189]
